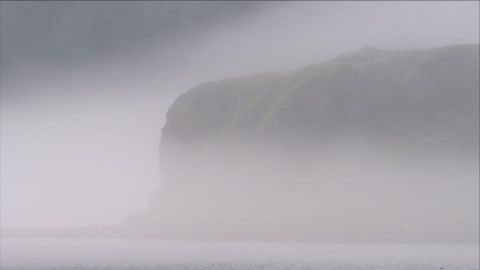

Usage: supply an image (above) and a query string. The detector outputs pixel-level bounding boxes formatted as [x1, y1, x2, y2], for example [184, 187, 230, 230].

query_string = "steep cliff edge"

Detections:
[126, 44, 479, 242]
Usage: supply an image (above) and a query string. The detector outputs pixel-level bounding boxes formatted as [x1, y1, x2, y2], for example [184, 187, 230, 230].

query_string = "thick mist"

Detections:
[1, 0, 478, 239]
[138, 138, 477, 242]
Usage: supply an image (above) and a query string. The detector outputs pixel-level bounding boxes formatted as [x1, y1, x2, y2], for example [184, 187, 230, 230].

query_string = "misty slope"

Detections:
[162, 44, 478, 151]
[127, 44, 479, 242]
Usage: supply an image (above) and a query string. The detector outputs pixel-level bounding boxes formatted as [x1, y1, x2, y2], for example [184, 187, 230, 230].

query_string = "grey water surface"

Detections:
[1, 239, 478, 270]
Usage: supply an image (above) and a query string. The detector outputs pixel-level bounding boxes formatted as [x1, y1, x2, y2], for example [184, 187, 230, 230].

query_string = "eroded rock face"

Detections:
[128, 44, 479, 242]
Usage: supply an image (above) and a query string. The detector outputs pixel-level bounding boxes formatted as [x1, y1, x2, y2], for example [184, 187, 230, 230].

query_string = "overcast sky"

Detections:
[1, 1, 478, 227]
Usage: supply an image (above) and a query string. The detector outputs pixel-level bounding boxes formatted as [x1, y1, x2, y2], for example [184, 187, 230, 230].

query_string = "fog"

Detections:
[0, 0, 478, 245]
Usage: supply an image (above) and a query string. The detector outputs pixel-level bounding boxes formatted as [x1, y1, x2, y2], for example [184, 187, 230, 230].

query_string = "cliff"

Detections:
[162, 45, 477, 150]
[126, 44, 479, 242]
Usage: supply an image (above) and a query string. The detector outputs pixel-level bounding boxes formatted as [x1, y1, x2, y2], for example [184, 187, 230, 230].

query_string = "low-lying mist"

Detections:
[146, 141, 477, 242]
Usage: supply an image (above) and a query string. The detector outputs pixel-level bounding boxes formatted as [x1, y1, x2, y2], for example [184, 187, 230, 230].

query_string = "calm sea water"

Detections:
[1, 239, 478, 269]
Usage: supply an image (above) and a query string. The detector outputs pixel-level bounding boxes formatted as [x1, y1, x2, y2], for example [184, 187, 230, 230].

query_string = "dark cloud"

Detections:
[0, 1, 270, 73]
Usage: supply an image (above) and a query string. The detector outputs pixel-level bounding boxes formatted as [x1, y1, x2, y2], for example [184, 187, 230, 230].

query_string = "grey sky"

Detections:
[0, 2, 270, 73]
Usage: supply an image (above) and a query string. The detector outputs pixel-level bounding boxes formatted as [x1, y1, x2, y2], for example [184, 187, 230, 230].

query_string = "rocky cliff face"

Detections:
[162, 44, 478, 150]
[127, 44, 479, 242]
